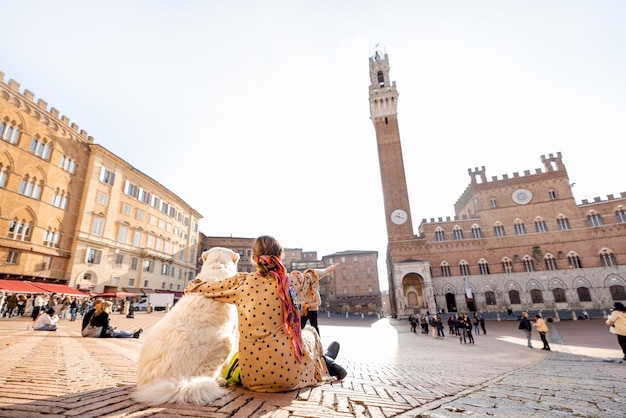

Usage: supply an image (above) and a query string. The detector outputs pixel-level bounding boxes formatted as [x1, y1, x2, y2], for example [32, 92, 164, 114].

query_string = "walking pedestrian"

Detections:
[456, 313, 467, 344]
[472, 313, 480, 335]
[448, 315, 456, 335]
[519, 312, 533, 348]
[479, 313, 487, 335]
[605, 302, 626, 361]
[465, 314, 475, 344]
[69, 297, 78, 321]
[433, 314, 445, 337]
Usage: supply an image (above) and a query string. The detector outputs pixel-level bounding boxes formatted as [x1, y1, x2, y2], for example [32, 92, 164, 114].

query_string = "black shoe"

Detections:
[324, 356, 347, 380]
[132, 329, 143, 339]
[325, 341, 340, 360]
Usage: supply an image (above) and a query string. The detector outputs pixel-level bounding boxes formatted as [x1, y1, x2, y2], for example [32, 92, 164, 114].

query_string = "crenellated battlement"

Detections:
[580, 192, 626, 206]
[0, 70, 94, 144]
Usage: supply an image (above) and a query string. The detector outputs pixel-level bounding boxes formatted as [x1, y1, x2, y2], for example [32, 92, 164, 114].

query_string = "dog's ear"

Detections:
[231, 251, 240, 264]
[202, 251, 209, 264]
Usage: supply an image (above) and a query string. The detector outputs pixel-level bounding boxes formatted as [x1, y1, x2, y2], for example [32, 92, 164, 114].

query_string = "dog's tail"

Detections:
[133, 376, 227, 406]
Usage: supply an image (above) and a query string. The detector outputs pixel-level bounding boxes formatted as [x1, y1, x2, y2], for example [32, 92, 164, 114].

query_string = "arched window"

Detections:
[440, 261, 451, 277]
[0, 163, 8, 188]
[19, 175, 43, 199]
[0, 120, 20, 144]
[513, 219, 526, 235]
[478, 258, 490, 275]
[485, 291, 496, 305]
[508, 290, 521, 305]
[435, 227, 445, 241]
[43, 228, 61, 248]
[534, 217, 548, 233]
[587, 211, 603, 227]
[599, 248, 616, 267]
[552, 288, 567, 303]
[544, 254, 558, 271]
[29, 136, 52, 160]
[616, 207, 626, 223]
[576, 287, 592, 302]
[471, 224, 482, 238]
[453, 226, 464, 240]
[459, 260, 470, 276]
[530, 289, 544, 303]
[567, 251, 582, 269]
[377, 71, 384, 86]
[8, 219, 32, 242]
[557, 215, 570, 230]
[610, 285, 626, 301]
[494, 222, 505, 237]
[522, 256, 535, 272]
[501, 257, 514, 273]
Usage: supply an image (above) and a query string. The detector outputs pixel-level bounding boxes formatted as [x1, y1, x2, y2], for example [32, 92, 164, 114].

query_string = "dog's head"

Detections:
[196, 247, 240, 283]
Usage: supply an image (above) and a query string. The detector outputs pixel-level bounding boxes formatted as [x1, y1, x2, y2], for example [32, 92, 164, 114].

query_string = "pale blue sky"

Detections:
[2, 1, 625, 290]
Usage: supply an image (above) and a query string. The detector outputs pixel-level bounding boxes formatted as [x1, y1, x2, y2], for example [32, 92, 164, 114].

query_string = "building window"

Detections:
[490, 199, 497, 208]
[587, 212, 603, 227]
[143, 260, 154, 272]
[522, 256, 534, 272]
[136, 209, 145, 221]
[508, 290, 521, 305]
[459, 260, 470, 276]
[117, 225, 129, 243]
[0, 164, 8, 188]
[494, 223, 505, 237]
[485, 291, 496, 305]
[115, 254, 123, 267]
[544, 254, 558, 271]
[599, 248, 616, 267]
[85, 248, 102, 264]
[7, 251, 20, 264]
[124, 180, 139, 198]
[530, 289, 544, 304]
[132, 230, 142, 247]
[0, 120, 20, 144]
[557, 215, 570, 231]
[440, 262, 451, 277]
[43, 228, 60, 247]
[19, 175, 43, 199]
[59, 155, 76, 174]
[609, 285, 626, 301]
[534, 218, 548, 233]
[478, 259, 490, 275]
[91, 217, 104, 236]
[616, 208, 626, 223]
[99, 167, 116, 186]
[8, 219, 32, 241]
[567, 252, 582, 269]
[435, 228, 445, 241]
[51, 190, 68, 210]
[131, 257, 138, 270]
[143, 280, 149, 288]
[29, 137, 52, 160]
[501, 257, 513, 273]
[121, 204, 132, 215]
[453, 226, 464, 240]
[513, 220, 526, 235]
[471, 225, 482, 239]
[553, 288, 567, 303]
[128, 278, 135, 286]
[548, 190, 557, 200]
[577, 287, 592, 302]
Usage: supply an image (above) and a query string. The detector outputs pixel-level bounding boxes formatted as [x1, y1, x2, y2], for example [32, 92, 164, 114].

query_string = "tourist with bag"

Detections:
[82, 300, 142, 338]
[605, 302, 626, 361]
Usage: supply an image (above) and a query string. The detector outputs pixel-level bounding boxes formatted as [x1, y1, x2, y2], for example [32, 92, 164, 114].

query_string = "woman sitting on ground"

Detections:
[185, 235, 346, 393]
[87, 301, 142, 338]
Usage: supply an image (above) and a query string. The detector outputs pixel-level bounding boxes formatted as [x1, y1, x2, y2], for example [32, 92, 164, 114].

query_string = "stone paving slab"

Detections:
[0, 313, 624, 417]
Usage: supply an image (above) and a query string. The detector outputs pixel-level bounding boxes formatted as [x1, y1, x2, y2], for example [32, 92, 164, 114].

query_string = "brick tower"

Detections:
[368, 51, 414, 240]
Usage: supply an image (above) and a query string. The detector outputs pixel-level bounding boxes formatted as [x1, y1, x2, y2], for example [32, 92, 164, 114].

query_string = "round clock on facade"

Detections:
[390, 209, 408, 225]
[511, 188, 533, 205]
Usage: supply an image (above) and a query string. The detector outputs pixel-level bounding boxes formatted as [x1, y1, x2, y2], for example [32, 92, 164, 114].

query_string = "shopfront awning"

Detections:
[122, 287, 144, 295]
[140, 288, 156, 294]
[0, 279, 44, 294]
[29, 282, 87, 297]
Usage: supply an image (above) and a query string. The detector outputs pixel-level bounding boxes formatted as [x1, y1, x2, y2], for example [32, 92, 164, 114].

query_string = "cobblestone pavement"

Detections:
[0, 312, 624, 417]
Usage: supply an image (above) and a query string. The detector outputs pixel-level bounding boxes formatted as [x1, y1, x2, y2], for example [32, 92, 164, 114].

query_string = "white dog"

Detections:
[134, 247, 239, 405]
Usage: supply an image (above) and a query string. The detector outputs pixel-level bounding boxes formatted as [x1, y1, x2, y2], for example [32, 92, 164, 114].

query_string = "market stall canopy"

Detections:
[90, 291, 136, 299]
[121, 287, 144, 295]
[30, 282, 86, 297]
[0, 280, 44, 294]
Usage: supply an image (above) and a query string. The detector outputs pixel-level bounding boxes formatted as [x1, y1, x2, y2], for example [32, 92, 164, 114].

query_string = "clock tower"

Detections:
[369, 51, 414, 239]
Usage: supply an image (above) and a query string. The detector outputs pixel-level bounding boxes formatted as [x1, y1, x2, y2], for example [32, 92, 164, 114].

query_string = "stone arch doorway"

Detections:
[445, 293, 457, 312]
[402, 273, 425, 312]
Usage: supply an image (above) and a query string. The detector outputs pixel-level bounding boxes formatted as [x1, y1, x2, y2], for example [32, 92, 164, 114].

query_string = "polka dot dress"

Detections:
[186, 272, 329, 392]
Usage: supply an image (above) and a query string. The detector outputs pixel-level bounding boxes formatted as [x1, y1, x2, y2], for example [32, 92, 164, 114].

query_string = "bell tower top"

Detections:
[368, 51, 398, 119]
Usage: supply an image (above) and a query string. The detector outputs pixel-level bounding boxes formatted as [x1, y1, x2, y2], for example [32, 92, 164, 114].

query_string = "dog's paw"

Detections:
[216, 377, 228, 386]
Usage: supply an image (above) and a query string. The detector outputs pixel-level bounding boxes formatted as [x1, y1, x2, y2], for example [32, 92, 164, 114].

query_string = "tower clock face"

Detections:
[390, 209, 408, 225]
[512, 188, 533, 205]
